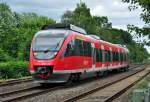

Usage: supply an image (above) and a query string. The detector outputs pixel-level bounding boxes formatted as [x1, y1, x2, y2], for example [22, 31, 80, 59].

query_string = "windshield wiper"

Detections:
[33, 49, 57, 53]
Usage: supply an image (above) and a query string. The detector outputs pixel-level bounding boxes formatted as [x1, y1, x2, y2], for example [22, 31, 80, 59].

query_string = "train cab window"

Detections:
[32, 30, 68, 59]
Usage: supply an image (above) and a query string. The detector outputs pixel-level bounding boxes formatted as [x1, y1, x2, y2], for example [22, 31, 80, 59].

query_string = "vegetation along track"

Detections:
[0, 84, 63, 102]
[0, 77, 32, 87]
[64, 64, 149, 102]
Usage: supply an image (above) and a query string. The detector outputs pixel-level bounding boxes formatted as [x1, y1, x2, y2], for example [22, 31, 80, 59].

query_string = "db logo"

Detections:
[84, 61, 88, 65]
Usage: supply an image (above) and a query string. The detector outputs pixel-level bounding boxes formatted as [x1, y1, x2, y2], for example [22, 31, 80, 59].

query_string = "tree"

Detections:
[0, 3, 18, 60]
[122, 0, 150, 46]
[127, 24, 150, 46]
[61, 2, 98, 34]
[93, 16, 112, 29]
[61, 10, 74, 24]
[0, 3, 55, 61]
[15, 13, 55, 60]
[122, 0, 150, 24]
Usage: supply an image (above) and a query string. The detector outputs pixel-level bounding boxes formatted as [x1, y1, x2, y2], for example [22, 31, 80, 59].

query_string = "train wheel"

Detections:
[103, 71, 108, 76]
[76, 73, 81, 81]
[96, 72, 102, 77]
[125, 67, 129, 71]
[66, 74, 73, 85]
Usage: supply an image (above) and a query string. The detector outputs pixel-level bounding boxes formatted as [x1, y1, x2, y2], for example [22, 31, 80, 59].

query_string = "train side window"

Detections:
[120, 52, 122, 61]
[87, 42, 92, 56]
[107, 50, 110, 62]
[116, 52, 119, 61]
[83, 41, 86, 56]
[108, 50, 112, 62]
[64, 40, 74, 56]
[99, 49, 102, 62]
[125, 53, 127, 61]
[74, 39, 84, 56]
[113, 52, 115, 61]
[123, 53, 125, 61]
[110, 51, 113, 62]
[96, 48, 102, 62]
[105, 50, 110, 62]
[123, 52, 124, 61]
[102, 49, 105, 62]
[96, 48, 99, 62]
[83, 41, 91, 57]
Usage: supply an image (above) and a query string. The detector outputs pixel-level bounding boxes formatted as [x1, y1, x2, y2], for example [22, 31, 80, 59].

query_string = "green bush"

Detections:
[0, 61, 30, 79]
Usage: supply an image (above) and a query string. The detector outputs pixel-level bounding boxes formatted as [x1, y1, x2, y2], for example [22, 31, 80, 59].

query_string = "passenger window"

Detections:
[64, 40, 74, 56]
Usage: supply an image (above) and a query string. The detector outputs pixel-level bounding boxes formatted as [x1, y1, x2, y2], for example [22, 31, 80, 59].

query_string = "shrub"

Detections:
[0, 61, 30, 79]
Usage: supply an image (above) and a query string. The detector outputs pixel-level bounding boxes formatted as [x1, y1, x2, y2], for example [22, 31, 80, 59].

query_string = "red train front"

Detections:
[29, 23, 130, 84]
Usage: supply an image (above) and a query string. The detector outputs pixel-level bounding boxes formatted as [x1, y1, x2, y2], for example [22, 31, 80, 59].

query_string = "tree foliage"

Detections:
[127, 24, 150, 46]
[61, 2, 99, 34]
[93, 16, 112, 29]
[122, 0, 150, 24]
[0, 2, 149, 63]
[99, 28, 149, 62]
[0, 3, 55, 61]
[61, 2, 149, 62]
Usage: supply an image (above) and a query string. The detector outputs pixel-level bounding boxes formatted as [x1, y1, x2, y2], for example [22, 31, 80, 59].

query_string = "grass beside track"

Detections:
[0, 76, 31, 83]
[114, 64, 150, 102]
[127, 74, 150, 101]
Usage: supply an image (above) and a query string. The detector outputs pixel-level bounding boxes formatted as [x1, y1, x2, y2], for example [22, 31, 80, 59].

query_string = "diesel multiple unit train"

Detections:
[29, 24, 130, 83]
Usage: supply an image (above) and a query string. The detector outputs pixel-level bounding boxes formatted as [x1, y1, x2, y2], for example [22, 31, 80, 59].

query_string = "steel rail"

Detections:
[63, 65, 147, 102]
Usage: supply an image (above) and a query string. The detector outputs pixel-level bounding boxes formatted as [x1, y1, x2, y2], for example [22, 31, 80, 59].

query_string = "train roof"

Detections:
[41, 23, 87, 35]
[40, 23, 129, 52]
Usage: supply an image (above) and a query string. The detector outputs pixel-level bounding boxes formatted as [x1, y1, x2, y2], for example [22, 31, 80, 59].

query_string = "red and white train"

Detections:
[29, 24, 130, 83]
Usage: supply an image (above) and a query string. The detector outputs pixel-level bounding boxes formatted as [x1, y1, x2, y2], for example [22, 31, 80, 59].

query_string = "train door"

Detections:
[91, 43, 96, 70]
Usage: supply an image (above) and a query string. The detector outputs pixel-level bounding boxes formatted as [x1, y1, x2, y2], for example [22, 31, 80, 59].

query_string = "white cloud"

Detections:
[1, 0, 145, 29]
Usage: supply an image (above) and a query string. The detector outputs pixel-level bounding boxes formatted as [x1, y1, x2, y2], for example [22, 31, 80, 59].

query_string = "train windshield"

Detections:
[32, 30, 68, 59]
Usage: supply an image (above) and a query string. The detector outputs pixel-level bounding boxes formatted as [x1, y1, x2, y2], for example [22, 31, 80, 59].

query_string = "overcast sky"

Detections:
[1, 0, 149, 53]
[1, 0, 145, 30]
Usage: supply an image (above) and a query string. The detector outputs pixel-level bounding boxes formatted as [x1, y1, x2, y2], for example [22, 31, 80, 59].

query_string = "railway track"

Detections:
[0, 85, 63, 102]
[63, 64, 149, 102]
[0, 64, 145, 102]
[0, 77, 32, 87]
[0, 63, 141, 88]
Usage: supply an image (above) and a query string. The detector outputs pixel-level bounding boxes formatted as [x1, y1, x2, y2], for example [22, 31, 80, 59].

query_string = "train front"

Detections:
[29, 29, 69, 83]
